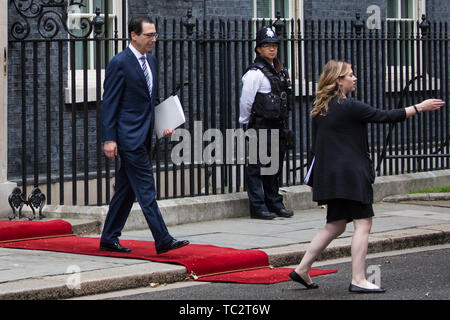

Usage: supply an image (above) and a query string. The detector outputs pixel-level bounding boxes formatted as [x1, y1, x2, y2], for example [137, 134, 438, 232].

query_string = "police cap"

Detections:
[255, 26, 279, 52]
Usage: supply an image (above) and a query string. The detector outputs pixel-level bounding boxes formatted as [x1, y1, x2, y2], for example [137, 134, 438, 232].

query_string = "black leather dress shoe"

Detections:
[156, 239, 190, 255]
[274, 208, 294, 218]
[250, 210, 276, 220]
[289, 271, 319, 289]
[99, 241, 132, 253]
[348, 283, 386, 293]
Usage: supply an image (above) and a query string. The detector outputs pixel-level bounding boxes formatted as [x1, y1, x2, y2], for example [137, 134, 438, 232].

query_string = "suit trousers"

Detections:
[100, 145, 173, 249]
[245, 129, 286, 214]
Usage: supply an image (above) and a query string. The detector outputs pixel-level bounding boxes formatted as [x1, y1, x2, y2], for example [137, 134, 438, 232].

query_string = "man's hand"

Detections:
[104, 141, 118, 159]
[163, 129, 174, 138]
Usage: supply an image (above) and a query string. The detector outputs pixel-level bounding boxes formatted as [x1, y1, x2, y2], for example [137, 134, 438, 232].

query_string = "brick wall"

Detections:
[303, 0, 386, 21]
[128, 0, 252, 21]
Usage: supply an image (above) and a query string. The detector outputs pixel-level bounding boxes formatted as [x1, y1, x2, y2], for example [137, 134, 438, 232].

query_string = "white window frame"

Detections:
[66, 0, 127, 103]
[253, 0, 307, 96]
[386, 0, 421, 64]
[384, 0, 438, 92]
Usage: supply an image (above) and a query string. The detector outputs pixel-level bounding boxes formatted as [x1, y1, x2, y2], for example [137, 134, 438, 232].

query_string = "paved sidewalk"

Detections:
[0, 199, 449, 299]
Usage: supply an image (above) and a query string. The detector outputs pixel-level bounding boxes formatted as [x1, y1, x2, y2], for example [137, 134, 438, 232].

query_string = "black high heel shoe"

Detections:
[289, 271, 319, 289]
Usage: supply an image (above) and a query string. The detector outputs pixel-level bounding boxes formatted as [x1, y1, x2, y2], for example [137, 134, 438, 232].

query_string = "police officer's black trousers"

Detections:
[244, 129, 287, 215]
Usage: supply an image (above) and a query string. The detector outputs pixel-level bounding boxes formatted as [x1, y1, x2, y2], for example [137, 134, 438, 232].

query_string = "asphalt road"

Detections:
[96, 245, 449, 301]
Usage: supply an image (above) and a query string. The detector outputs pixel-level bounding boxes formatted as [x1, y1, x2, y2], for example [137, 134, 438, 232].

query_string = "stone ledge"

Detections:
[383, 192, 450, 202]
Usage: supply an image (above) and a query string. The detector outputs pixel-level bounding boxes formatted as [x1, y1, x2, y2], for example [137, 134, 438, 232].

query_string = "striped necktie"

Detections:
[139, 56, 152, 96]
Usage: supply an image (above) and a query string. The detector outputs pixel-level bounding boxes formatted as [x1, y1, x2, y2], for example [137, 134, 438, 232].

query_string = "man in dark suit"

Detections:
[100, 16, 189, 255]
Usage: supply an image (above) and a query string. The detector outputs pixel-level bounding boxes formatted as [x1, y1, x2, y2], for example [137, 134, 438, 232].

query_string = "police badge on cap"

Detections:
[266, 28, 275, 38]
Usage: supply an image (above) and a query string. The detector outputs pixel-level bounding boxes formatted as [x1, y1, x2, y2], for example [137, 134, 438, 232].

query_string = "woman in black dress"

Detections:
[289, 60, 445, 293]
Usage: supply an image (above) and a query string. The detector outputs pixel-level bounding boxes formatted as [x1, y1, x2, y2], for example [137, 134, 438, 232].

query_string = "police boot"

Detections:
[273, 208, 294, 218]
[251, 210, 276, 220]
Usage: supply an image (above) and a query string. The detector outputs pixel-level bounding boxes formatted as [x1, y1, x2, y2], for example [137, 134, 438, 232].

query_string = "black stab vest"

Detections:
[246, 57, 291, 129]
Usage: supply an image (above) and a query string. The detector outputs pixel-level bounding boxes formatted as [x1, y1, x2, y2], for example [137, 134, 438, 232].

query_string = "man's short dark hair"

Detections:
[128, 16, 155, 38]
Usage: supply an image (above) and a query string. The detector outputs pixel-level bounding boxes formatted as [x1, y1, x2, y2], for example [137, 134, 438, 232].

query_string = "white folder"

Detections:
[154, 95, 186, 139]
[304, 156, 315, 185]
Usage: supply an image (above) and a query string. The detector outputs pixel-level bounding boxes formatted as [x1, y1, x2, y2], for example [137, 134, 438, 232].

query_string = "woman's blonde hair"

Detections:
[311, 60, 352, 117]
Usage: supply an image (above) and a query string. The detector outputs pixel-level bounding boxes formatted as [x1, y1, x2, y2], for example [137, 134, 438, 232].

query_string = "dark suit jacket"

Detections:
[309, 96, 406, 204]
[101, 47, 159, 151]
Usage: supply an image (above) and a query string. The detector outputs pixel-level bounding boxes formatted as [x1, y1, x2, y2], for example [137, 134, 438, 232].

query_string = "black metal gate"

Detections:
[8, 0, 126, 215]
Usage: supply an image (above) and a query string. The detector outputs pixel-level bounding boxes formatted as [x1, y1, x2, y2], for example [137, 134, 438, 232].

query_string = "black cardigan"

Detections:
[308, 96, 406, 204]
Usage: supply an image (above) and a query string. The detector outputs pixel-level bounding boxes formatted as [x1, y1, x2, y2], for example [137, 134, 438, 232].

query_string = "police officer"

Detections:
[239, 26, 294, 220]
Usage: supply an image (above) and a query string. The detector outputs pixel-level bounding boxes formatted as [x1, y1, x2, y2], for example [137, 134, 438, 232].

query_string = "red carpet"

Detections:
[0, 220, 337, 284]
[198, 267, 336, 284]
[0, 219, 73, 242]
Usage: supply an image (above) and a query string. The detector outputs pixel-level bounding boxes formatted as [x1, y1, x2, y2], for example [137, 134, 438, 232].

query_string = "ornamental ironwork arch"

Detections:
[10, 0, 104, 40]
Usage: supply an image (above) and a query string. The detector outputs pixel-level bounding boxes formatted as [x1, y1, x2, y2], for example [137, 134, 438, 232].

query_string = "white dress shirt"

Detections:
[129, 43, 153, 95]
[239, 69, 271, 124]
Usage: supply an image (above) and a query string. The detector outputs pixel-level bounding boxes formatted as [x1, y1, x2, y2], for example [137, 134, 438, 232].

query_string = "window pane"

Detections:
[274, 0, 288, 18]
[257, 0, 272, 18]
[93, 0, 113, 13]
[387, 0, 399, 18]
[93, 0, 102, 12]
[80, 1, 90, 13]
[109, 0, 114, 14]
[82, 0, 113, 14]
[75, 41, 91, 70]
[401, 0, 414, 18]
[387, 21, 398, 66]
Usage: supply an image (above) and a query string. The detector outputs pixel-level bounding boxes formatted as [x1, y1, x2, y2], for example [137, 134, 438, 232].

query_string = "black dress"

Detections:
[308, 96, 406, 223]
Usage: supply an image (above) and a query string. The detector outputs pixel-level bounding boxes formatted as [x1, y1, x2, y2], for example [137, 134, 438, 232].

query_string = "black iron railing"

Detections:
[7, 4, 449, 210]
